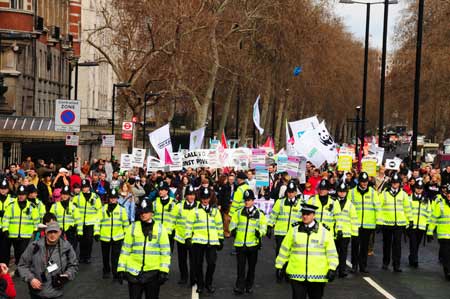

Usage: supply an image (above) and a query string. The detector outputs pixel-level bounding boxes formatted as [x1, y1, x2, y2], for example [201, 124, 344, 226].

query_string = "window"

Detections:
[10, 0, 24, 9]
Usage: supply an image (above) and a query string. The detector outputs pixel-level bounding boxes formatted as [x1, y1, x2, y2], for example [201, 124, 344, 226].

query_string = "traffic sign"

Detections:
[65, 134, 79, 146]
[102, 135, 115, 147]
[122, 121, 133, 140]
[55, 99, 80, 132]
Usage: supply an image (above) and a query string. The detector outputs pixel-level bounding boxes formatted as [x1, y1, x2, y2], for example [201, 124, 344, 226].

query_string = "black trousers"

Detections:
[235, 246, 258, 290]
[407, 229, 424, 265]
[79, 225, 94, 260]
[290, 280, 325, 299]
[127, 278, 160, 299]
[193, 244, 217, 289]
[101, 239, 123, 276]
[351, 228, 373, 269]
[64, 226, 78, 251]
[0, 230, 11, 264]
[335, 237, 350, 274]
[177, 241, 195, 284]
[12, 238, 30, 265]
[439, 239, 450, 277]
[382, 225, 404, 268]
[275, 235, 285, 256]
[169, 231, 175, 253]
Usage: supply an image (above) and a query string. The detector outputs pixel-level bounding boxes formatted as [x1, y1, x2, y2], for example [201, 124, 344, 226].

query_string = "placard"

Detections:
[251, 149, 266, 168]
[362, 157, 377, 177]
[337, 153, 353, 171]
[277, 155, 288, 173]
[132, 148, 146, 168]
[120, 154, 133, 171]
[255, 166, 269, 187]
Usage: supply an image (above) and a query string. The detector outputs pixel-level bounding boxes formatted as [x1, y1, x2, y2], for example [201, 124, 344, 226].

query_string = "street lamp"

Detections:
[340, 0, 398, 152]
[111, 82, 131, 160]
[73, 60, 99, 100]
[142, 92, 160, 148]
[355, 106, 361, 158]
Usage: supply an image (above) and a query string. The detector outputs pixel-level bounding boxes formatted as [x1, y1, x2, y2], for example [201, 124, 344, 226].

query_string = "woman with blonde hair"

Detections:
[118, 182, 136, 223]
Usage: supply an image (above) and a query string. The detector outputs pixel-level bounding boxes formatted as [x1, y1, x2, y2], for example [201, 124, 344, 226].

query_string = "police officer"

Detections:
[407, 180, 431, 268]
[50, 185, 80, 249]
[26, 185, 46, 221]
[276, 203, 338, 299]
[186, 186, 223, 294]
[230, 172, 251, 217]
[174, 184, 197, 285]
[2, 185, 40, 268]
[153, 181, 177, 252]
[230, 189, 267, 295]
[268, 180, 302, 282]
[349, 172, 380, 273]
[379, 173, 412, 272]
[117, 198, 171, 299]
[334, 182, 358, 278]
[0, 179, 14, 264]
[73, 179, 102, 264]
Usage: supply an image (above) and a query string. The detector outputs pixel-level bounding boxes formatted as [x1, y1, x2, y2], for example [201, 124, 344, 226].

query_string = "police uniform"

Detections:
[186, 187, 223, 294]
[153, 181, 177, 252]
[276, 203, 338, 299]
[0, 179, 14, 264]
[174, 185, 197, 285]
[26, 184, 46, 221]
[118, 199, 171, 299]
[50, 185, 81, 249]
[73, 179, 102, 263]
[230, 189, 267, 294]
[230, 172, 251, 217]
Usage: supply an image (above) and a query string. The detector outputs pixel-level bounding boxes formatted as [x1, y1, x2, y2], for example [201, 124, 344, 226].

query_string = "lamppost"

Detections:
[340, 0, 398, 151]
[355, 105, 361, 159]
[111, 82, 131, 160]
[142, 92, 160, 148]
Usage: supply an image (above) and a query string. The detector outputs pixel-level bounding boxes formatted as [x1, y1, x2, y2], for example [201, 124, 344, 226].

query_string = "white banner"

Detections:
[148, 123, 172, 159]
[189, 127, 206, 151]
[120, 154, 133, 171]
[132, 148, 146, 168]
[182, 150, 218, 169]
[289, 116, 320, 145]
[385, 157, 402, 171]
[253, 95, 264, 135]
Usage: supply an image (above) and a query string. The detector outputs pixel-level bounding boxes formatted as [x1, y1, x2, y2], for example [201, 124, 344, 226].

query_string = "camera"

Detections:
[51, 274, 68, 289]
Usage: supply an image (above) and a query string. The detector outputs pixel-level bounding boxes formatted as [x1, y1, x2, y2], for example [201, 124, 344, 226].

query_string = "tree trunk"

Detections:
[261, 77, 272, 130]
[217, 76, 237, 135]
[240, 93, 251, 147]
[274, 95, 286, 149]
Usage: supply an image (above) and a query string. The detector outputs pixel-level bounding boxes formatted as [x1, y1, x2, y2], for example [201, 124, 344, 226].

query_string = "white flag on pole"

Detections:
[289, 116, 320, 146]
[253, 95, 264, 135]
[148, 123, 172, 160]
[189, 127, 206, 151]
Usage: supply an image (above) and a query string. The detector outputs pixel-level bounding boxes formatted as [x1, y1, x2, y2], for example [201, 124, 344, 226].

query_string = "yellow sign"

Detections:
[362, 157, 377, 177]
[338, 154, 353, 171]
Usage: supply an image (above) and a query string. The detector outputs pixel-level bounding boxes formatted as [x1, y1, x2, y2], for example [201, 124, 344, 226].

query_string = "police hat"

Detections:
[81, 179, 91, 189]
[243, 189, 256, 201]
[301, 203, 318, 214]
[336, 182, 348, 193]
[199, 187, 211, 199]
[17, 185, 27, 195]
[158, 181, 170, 191]
[73, 183, 81, 189]
[0, 179, 8, 190]
[236, 172, 248, 180]
[137, 198, 154, 214]
[286, 180, 297, 193]
[61, 185, 71, 195]
[358, 172, 369, 183]
[415, 180, 424, 189]
[446, 184, 450, 194]
[318, 179, 330, 190]
[27, 184, 37, 194]
[185, 185, 196, 196]
[108, 189, 119, 198]
[391, 173, 401, 184]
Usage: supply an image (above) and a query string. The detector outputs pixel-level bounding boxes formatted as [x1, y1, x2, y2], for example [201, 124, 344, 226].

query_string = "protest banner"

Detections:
[362, 156, 378, 177]
[277, 154, 288, 173]
[132, 148, 146, 168]
[251, 149, 266, 168]
[255, 166, 269, 187]
[337, 153, 353, 171]
[120, 154, 133, 171]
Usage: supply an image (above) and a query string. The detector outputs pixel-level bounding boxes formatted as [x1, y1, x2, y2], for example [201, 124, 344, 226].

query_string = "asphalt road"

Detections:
[14, 231, 450, 299]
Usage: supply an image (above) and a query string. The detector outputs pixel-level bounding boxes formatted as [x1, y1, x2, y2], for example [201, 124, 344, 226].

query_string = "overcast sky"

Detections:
[333, 0, 409, 51]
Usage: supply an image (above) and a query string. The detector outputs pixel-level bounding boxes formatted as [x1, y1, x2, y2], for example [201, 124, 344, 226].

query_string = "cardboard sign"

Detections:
[362, 157, 378, 177]
[251, 149, 266, 168]
[182, 150, 214, 169]
[132, 148, 146, 168]
[337, 153, 353, 171]
[277, 155, 288, 174]
[385, 157, 402, 171]
[255, 166, 269, 187]
[120, 154, 133, 171]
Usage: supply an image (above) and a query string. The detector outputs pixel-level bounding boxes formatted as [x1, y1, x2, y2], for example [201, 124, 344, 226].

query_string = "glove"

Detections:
[326, 270, 336, 282]
[158, 272, 169, 285]
[427, 235, 434, 243]
[276, 269, 283, 281]
[255, 230, 261, 239]
[94, 235, 100, 242]
[408, 221, 414, 229]
[185, 238, 192, 248]
[267, 226, 273, 239]
[230, 229, 236, 238]
[217, 239, 224, 251]
[336, 230, 343, 239]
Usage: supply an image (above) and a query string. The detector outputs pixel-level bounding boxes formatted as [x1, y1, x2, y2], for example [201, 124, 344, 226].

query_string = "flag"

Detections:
[148, 123, 172, 159]
[253, 95, 264, 135]
[189, 127, 206, 151]
[263, 136, 275, 151]
[221, 131, 228, 149]
[164, 148, 173, 165]
[289, 116, 320, 146]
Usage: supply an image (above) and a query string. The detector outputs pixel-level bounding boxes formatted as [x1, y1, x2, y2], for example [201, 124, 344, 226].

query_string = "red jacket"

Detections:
[0, 273, 16, 299]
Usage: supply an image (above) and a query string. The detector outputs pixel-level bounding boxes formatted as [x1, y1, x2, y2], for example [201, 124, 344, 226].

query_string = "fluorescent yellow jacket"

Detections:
[73, 192, 102, 227]
[269, 197, 302, 236]
[95, 204, 129, 242]
[276, 222, 338, 282]
[379, 189, 412, 226]
[427, 199, 450, 239]
[153, 197, 177, 233]
[118, 221, 171, 275]
[230, 206, 267, 247]
[0, 194, 15, 230]
[50, 201, 81, 233]
[349, 187, 381, 229]
[174, 200, 196, 244]
[307, 195, 342, 235]
[28, 198, 46, 220]
[230, 183, 251, 216]
[186, 204, 223, 245]
[409, 194, 431, 231]
[335, 198, 359, 238]
[2, 200, 39, 238]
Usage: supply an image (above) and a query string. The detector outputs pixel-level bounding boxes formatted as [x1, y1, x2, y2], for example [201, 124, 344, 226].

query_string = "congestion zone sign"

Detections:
[55, 99, 81, 132]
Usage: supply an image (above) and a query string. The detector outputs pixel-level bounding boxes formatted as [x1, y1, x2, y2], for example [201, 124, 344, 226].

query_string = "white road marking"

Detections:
[192, 284, 199, 299]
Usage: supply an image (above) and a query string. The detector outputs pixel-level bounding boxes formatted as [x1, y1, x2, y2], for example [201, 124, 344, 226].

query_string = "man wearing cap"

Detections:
[0, 179, 15, 264]
[407, 180, 431, 268]
[117, 198, 171, 299]
[73, 179, 102, 264]
[276, 203, 338, 299]
[174, 185, 197, 285]
[18, 222, 78, 299]
[185, 186, 223, 294]
[27, 185, 46, 220]
[349, 171, 381, 273]
[334, 182, 358, 278]
[95, 189, 129, 281]
[230, 189, 267, 295]
[379, 173, 412, 272]
[50, 185, 80, 250]
[2, 185, 40, 269]
[230, 172, 251, 217]
[152, 181, 177, 252]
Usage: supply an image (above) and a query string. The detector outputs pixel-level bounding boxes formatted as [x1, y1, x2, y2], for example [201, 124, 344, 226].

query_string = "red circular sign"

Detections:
[123, 122, 132, 130]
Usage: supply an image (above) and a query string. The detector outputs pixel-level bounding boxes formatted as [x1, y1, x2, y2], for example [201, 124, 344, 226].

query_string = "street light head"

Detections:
[356, 106, 361, 111]
[339, 0, 354, 3]
[115, 82, 131, 88]
[389, 0, 399, 4]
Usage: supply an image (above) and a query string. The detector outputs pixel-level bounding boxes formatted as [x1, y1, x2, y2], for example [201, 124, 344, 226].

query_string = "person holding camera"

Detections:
[17, 222, 78, 299]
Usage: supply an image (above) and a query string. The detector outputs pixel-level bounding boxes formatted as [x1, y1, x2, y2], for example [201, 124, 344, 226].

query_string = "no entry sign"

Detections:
[122, 121, 133, 140]
[55, 99, 80, 132]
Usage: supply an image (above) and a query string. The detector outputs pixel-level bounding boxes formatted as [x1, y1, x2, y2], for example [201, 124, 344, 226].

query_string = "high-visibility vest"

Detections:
[174, 200, 196, 244]
[28, 198, 46, 220]
[0, 194, 15, 230]
[275, 222, 338, 282]
[117, 221, 171, 275]
[186, 204, 223, 245]
[350, 187, 381, 229]
[2, 200, 39, 238]
[230, 183, 251, 216]
[95, 204, 129, 242]
[73, 193, 102, 227]
[335, 198, 359, 238]
[409, 195, 431, 231]
[379, 190, 412, 226]
[307, 196, 342, 235]
[269, 198, 302, 236]
[153, 197, 177, 233]
[230, 207, 267, 247]
[50, 201, 80, 232]
[428, 200, 450, 239]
